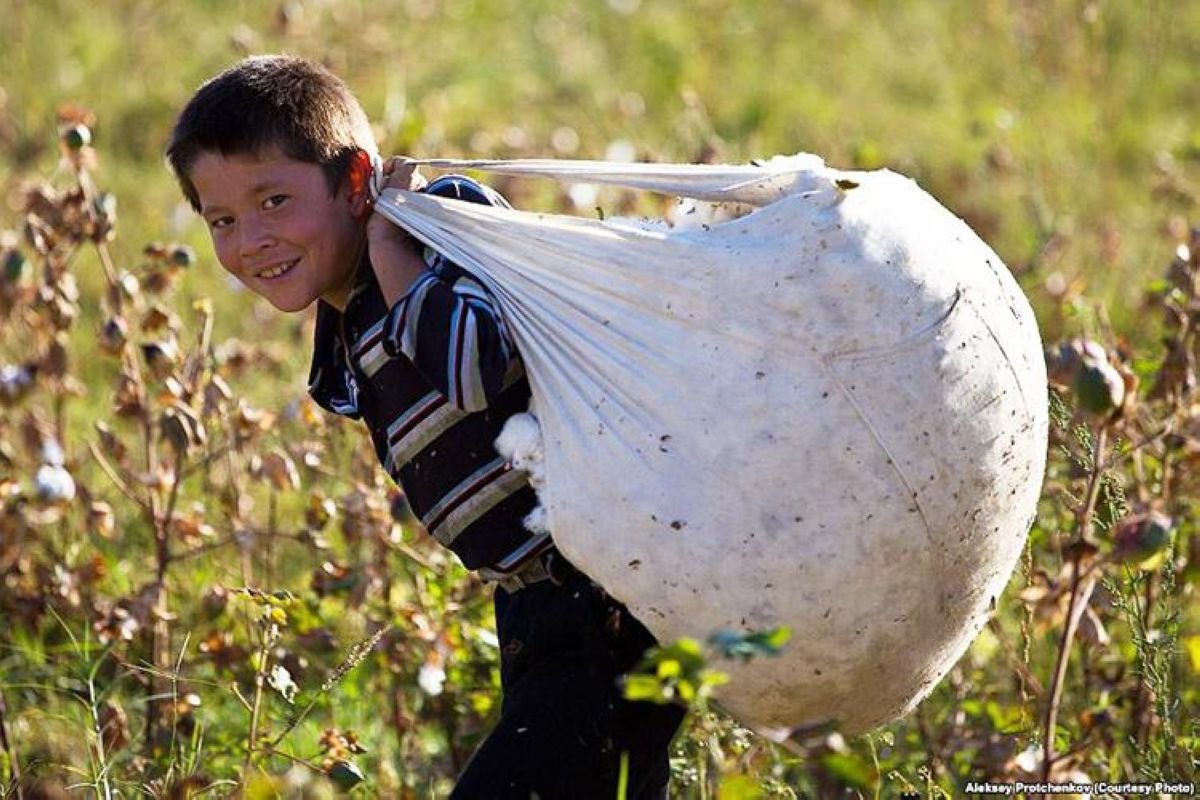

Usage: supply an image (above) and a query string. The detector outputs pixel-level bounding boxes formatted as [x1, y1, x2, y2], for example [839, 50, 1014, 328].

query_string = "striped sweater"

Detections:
[307, 176, 551, 574]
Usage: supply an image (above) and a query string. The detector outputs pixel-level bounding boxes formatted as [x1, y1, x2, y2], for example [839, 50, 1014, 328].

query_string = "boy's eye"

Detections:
[263, 194, 288, 210]
[208, 215, 234, 230]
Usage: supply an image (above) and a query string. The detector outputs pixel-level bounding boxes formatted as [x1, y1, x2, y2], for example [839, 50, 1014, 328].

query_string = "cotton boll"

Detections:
[42, 438, 66, 467]
[0, 364, 35, 405]
[495, 412, 545, 489]
[418, 662, 446, 696]
[669, 197, 753, 231]
[522, 505, 550, 535]
[567, 183, 599, 211]
[496, 408, 550, 535]
[36, 464, 75, 503]
[35, 435, 73, 502]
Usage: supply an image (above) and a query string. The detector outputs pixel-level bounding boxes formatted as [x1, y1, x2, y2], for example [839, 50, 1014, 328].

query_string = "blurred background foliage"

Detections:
[3, 0, 1199, 330]
[0, 0, 1198, 796]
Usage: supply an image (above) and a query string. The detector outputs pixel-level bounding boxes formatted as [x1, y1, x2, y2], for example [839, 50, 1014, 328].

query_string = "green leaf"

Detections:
[469, 690, 494, 715]
[623, 674, 669, 704]
[269, 590, 296, 605]
[719, 774, 765, 800]
[746, 626, 791, 651]
[244, 776, 286, 800]
[820, 752, 873, 790]
[668, 637, 705, 662]
[1184, 635, 1200, 674]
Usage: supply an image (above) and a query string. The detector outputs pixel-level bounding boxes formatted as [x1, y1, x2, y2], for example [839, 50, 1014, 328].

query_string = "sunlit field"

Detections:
[0, 1, 1197, 796]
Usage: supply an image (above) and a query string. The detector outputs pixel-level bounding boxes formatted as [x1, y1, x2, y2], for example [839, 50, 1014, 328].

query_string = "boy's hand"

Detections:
[367, 157, 431, 306]
[366, 157, 427, 246]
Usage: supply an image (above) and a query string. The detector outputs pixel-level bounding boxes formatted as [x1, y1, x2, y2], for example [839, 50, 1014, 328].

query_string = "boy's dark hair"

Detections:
[166, 54, 377, 211]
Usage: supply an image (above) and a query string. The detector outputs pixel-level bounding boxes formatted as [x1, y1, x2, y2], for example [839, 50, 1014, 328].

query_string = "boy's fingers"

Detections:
[384, 156, 414, 173]
[382, 157, 426, 191]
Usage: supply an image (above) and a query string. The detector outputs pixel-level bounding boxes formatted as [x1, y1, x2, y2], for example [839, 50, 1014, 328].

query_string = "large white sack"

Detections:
[374, 155, 1048, 736]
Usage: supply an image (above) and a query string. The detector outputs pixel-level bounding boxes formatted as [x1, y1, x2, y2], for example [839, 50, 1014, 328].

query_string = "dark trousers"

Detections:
[451, 565, 686, 799]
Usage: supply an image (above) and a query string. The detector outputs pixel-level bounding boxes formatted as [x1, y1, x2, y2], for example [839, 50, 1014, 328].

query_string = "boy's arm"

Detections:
[366, 159, 430, 304]
[370, 170, 518, 412]
[369, 234, 428, 307]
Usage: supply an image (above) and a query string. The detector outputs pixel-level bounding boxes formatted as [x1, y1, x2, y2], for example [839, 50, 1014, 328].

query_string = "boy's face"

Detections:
[190, 147, 364, 312]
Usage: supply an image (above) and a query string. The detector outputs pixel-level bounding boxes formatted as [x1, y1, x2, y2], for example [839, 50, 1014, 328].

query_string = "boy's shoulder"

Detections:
[424, 174, 512, 209]
[419, 175, 511, 282]
[306, 172, 510, 416]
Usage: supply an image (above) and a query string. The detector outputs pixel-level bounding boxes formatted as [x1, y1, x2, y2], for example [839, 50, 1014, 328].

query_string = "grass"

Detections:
[0, 0, 1197, 796]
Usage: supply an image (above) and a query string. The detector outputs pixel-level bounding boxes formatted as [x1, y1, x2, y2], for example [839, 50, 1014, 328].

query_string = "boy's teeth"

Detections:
[261, 260, 296, 279]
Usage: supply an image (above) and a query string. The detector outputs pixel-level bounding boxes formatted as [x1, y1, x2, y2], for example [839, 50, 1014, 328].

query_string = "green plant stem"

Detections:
[265, 693, 322, 753]
[0, 687, 24, 800]
[158, 448, 186, 584]
[86, 439, 149, 512]
[913, 704, 947, 787]
[987, 617, 1045, 696]
[53, 393, 66, 455]
[1040, 425, 1107, 789]
[1040, 565, 1098, 787]
[166, 535, 237, 563]
[221, 414, 255, 589]
[269, 620, 394, 754]
[244, 634, 272, 775]
[178, 442, 233, 480]
[867, 733, 882, 800]
[1129, 571, 1157, 749]
[126, 328, 162, 753]
[266, 489, 277, 589]
[616, 752, 630, 800]
[94, 242, 120, 299]
[256, 743, 324, 775]
[146, 447, 185, 753]
[390, 680, 407, 769]
[86, 675, 114, 800]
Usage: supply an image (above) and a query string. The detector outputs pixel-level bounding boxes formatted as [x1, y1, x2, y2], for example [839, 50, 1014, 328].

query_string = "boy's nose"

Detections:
[239, 219, 276, 258]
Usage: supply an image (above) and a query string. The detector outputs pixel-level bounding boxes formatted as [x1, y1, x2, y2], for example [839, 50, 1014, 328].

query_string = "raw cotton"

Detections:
[374, 155, 1048, 736]
[493, 398, 549, 535]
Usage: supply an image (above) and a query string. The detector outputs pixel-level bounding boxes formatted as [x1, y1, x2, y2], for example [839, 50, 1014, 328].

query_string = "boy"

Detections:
[166, 55, 683, 797]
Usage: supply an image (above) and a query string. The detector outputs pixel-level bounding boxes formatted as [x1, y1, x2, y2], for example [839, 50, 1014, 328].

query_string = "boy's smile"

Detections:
[190, 148, 365, 312]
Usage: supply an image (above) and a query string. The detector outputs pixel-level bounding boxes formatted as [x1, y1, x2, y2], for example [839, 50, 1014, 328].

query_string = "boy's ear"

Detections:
[347, 150, 373, 217]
